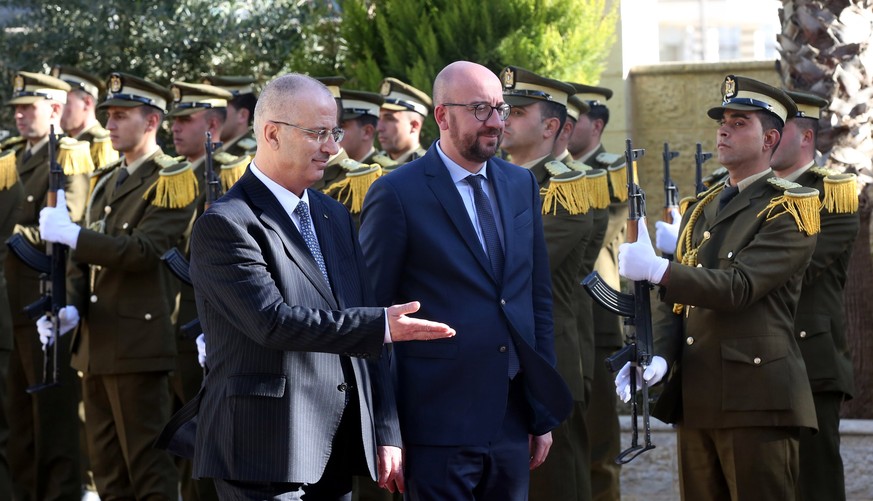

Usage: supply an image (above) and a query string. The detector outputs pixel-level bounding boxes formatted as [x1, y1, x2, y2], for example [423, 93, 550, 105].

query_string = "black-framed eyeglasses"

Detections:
[441, 102, 512, 122]
[269, 120, 344, 144]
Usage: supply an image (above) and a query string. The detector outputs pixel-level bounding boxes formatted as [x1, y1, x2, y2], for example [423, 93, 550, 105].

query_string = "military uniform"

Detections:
[202, 75, 258, 158]
[778, 90, 859, 501]
[51, 65, 117, 169]
[498, 66, 594, 501]
[61, 74, 194, 500]
[652, 76, 817, 500]
[0, 159, 24, 497]
[3, 71, 89, 501]
[375, 77, 430, 166]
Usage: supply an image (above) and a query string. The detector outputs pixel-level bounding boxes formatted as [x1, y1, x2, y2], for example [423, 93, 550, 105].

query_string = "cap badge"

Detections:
[109, 74, 123, 93]
[13, 75, 24, 93]
[171, 86, 182, 103]
[50, 67, 61, 78]
[379, 80, 391, 96]
[502, 68, 515, 89]
[723, 76, 737, 100]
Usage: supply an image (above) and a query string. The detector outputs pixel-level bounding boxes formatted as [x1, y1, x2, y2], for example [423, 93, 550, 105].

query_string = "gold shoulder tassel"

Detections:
[91, 135, 119, 169]
[0, 149, 18, 190]
[608, 163, 628, 202]
[57, 138, 95, 175]
[584, 168, 610, 209]
[541, 161, 589, 215]
[678, 196, 697, 216]
[144, 162, 199, 208]
[757, 186, 821, 236]
[372, 154, 399, 174]
[219, 154, 250, 192]
[327, 160, 382, 213]
[822, 173, 858, 214]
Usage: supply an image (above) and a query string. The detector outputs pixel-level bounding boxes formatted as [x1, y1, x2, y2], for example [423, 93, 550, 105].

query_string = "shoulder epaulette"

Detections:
[584, 168, 610, 209]
[216, 153, 250, 191]
[146, 161, 198, 208]
[596, 152, 623, 166]
[58, 137, 95, 175]
[212, 151, 237, 165]
[767, 177, 802, 191]
[154, 154, 179, 169]
[822, 172, 858, 214]
[0, 149, 19, 190]
[0, 135, 26, 150]
[605, 161, 627, 202]
[372, 153, 399, 171]
[237, 137, 257, 152]
[758, 185, 821, 236]
[809, 166, 838, 178]
[541, 161, 589, 215]
[325, 162, 382, 213]
[564, 159, 593, 172]
[340, 158, 365, 172]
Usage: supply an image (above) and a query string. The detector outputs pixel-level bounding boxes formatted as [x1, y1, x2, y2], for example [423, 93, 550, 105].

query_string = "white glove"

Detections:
[36, 305, 80, 349]
[615, 356, 668, 403]
[196, 333, 207, 368]
[618, 218, 669, 283]
[39, 190, 81, 249]
[655, 208, 681, 255]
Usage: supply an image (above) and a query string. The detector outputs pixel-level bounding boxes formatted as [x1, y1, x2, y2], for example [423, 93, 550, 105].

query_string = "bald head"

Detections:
[253, 74, 333, 142]
[433, 61, 502, 106]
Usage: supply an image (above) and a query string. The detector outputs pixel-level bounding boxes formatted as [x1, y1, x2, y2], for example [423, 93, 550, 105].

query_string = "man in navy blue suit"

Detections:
[184, 73, 455, 500]
[359, 61, 572, 500]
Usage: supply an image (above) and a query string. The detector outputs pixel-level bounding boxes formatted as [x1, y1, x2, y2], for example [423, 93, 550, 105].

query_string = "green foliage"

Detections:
[337, 0, 618, 143]
[0, 0, 326, 129]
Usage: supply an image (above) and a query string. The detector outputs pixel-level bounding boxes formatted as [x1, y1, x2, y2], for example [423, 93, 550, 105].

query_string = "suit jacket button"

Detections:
[753, 357, 762, 365]
[144, 313, 152, 321]
[500, 299, 506, 305]
[498, 345, 508, 353]
[686, 337, 694, 345]
[337, 383, 349, 392]
[799, 330, 807, 338]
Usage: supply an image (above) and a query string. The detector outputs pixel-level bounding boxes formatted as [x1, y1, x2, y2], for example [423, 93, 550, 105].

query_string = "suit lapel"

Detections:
[241, 171, 338, 308]
[308, 193, 348, 308]
[424, 151, 495, 283]
[710, 176, 769, 228]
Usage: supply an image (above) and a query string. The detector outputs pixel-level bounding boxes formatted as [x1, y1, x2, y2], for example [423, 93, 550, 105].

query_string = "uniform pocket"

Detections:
[795, 313, 836, 381]
[721, 336, 790, 411]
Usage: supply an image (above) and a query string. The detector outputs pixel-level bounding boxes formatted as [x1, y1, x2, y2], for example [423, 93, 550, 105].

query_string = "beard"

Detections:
[446, 112, 502, 163]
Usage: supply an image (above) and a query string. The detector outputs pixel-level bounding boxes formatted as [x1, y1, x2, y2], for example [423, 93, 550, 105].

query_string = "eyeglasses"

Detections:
[441, 102, 512, 122]
[268, 120, 344, 144]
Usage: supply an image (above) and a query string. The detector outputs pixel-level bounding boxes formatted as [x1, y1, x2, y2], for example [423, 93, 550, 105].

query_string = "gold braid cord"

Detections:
[672, 185, 724, 314]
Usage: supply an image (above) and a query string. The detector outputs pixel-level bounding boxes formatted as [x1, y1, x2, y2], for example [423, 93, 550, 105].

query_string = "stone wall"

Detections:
[618, 416, 873, 500]
[617, 60, 781, 220]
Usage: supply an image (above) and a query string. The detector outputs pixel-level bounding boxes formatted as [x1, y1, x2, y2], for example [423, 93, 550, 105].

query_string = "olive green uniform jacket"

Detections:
[68, 150, 197, 374]
[654, 174, 818, 430]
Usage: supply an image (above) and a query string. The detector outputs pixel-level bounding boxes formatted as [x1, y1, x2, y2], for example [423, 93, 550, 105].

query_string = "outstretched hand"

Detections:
[387, 301, 456, 342]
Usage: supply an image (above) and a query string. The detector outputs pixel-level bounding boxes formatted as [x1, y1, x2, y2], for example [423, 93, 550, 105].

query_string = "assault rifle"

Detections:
[582, 138, 655, 464]
[6, 125, 67, 392]
[694, 142, 713, 195]
[161, 131, 222, 339]
[662, 142, 680, 261]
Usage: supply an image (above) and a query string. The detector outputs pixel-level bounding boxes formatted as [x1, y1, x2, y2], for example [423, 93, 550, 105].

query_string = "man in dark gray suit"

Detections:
[186, 73, 455, 500]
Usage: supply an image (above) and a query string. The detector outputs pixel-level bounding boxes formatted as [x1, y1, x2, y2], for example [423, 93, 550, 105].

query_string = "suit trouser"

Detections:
[7, 323, 82, 501]
[404, 376, 529, 501]
[677, 425, 800, 501]
[529, 399, 592, 501]
[584, 345, 621, 501]
[797, 391, 846, 501]
[82, 371, 178, 500]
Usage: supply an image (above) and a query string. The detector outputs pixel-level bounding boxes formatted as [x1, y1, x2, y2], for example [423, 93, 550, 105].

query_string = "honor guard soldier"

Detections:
[36, 71, 198, 500]
[619, 75, 818, 499]
[500, 65, 596, 501]
[166, 80, 237, 501]
[376, 77, 431, 165]
[0, 125, 25, 499]
[201, 75, 258, 157]
[339, 89, 383, 164]
[308, 76, 352, 192]
[771, 90, 859, 501]
[4, 70, 90, 501]
[567, 82, 625, 501]
[52, 65, 118, 168]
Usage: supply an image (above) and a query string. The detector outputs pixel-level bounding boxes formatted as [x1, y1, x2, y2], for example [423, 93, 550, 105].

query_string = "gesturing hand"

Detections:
[387, 301, 456, 342]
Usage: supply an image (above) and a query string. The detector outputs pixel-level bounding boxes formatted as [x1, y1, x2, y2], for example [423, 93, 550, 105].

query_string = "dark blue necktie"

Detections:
[465, 175, 504, 283]
[717, 184, 739, 213]
[466, 174, 518, 378]
[294, 200, 330, 287]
